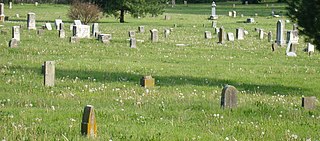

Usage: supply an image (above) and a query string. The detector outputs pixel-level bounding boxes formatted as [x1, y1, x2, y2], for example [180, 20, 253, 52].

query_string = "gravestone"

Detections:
[172, 0, 175, 7]
[73, 25, 90, 38]
[59, 29, 65, 38]
[128, 30, 135, 38]
[233, 4, 235, 8]
[150, 29, 158, 42]
[286, 41, 297, 57]
[232, 11, 237, 18]
[241, 14, 244, 17]
[91, 23, 99, 37]
[211, 21, 217, 28]
[236, 28, 244, 40]
[44, 61, 55, 87]
[210, 1, 218, 20]
[59, 22, 64, 31]
[0, 3, 4, 22]
[204, 31, 212, 39]
[81, 105, 97, 137]
[98, 34, 112, 44]
[164, 29, 170, 38]
[140, 75, 155, 88]
[227, 32, 234, 41]
[12, 26, 20, 41]
[165, 15, 171, 20]
[27, 13, 36, 30]
[302, 97, 317, 110]
[74, 20, 82, 26]
[215, 27, 219, 34]
[218, 27, 225, 44]
[306, 43, 315, 55]
[37, 29, 44, 35]
[138, 26, 145, 33]
[244, 30, 249, 35]
[220, 85, 238, 109]
[247, 18, 254, 23]
[9, 2, 12, 9]
[286, 30, 299, 44]
[35, 2, 38, 6]
[276, 20, 285, 46]
[130, 38, 136, 48]
[184, 1, 187, 5]
[9, 38, 18, 48]
[259, 29, 264, 39]
[268, 31, 272, 42]
[16, 14, 19, 18]
[245, 1, 248, 5]
[70, 36, 80, 43]
[45, 23, 52, 30]
[271, 43, 277, 52]
[55, 19, 63, 30]
[228, 11, 232, 17]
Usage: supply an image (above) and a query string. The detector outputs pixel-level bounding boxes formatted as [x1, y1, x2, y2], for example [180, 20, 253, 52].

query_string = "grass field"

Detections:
[0, 2, 320, 140]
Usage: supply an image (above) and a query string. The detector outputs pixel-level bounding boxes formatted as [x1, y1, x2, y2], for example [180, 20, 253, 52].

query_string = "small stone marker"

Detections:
[59, 29, 65, 38]
[35, 2, 38, 6]
[138, 26, 145, 33]
[184, 1, 187, 5]
[244, 30, 249, 35]
[9, 38, 18, 48]
[130, 38, 136, 48]
[276, 20, 285, 46]
[98, 34, 112, 44]
[302, 96, 317, 110]
[128, 30, 135, 38]
[0, 3, 4, 22]
[81, 105, 97, 137]
[306, 43, 315, 55]
[150, 29, 158, 42]
[44, 61, 55, 87]
[73, 25, 90, 38]
[236, 28, 244, 40]
[12, 26, 20, 41]
[268, 31, 273, 42]
[271, 43, 277, 52]
[227, 32, 234, 41]
[286, 41, 297, 57]
[247, 18, 254, 23]
[221, 85, 238, 109]
[91, 23, 99, 37]
[215, 27, 219, 34]
[27, 13, 36, 30]
[16, 14, 19, 18]
[218, 26, 225, 44]
[165, 15, 171, 20]
[140, 75, 155, 88]
[70, 36, 80, 43]
[211, 21, 217, 28]
[45, 23, 52, 30]
[259, 29, 264, 39]
[164, 29, 170, 38]
[232, 11, 237, 18]
[37, 29, 44, 35]
[55, 19, 63, 30]
[228, 11, 232, 17]
[233, 4, 235, 8]
[204, 31, 212, 39]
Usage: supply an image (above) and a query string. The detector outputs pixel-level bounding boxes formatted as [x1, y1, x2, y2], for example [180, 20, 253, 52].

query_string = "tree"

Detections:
[287, 0, 320, 50]
[68, 1, 103, 24]
[93, 0, 167, 23]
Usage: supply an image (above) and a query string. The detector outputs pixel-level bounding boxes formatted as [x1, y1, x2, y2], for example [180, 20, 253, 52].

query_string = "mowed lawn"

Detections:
[0, 2, 319, 140]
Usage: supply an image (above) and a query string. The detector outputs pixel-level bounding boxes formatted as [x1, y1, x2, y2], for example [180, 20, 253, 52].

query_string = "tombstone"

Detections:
[236, 28, 244, 40]
[218, 27, 225, 44]
[240, 14, 244, 17]
[210, 1, 218, 20]
[259, 29, 264, 39]
[128, 30, 135, 38]
[268, 31, 272, 42]
[45, 23, 52, 30]
[130, 38, 136, 48]
[74, 20, 82, 26]
[276, 20, 285, 46]
[287, 30, 299, 44]
[306, 43, 315, 55]
[211, 21, 217, 28]
[12, 26, 20, 41]
[184, 1, 187, 5]
[59, 22, 64, 31]
[227, 32, 234, 41]
[220, 85, 238, 109]
[165, 15, 171, 20]
[245, 1, 248, 5]
[286, 41, 297, 56]
[150, 29, 158, 42]
[255, 13, 258, 17]
[232, 4, 235, 8]
[204, 31, 212, 39]
[44, 61, 55, 87]
[247, 18, 254, 23]
[138, 26, 145, 33]
[243, 30, 249, 35]
[266, 4, 269, 7]
[140, 75, 155, 88]
[37, 29, 44, 35]
[59, 29, 65, 38]
[302, 97, 317, 110]
[98, 34, 112, 44]
[164, 29, 170, 38]
[55, 19, 63, 30]
[73, 25, 90, 38]
[0, 3, 5, 22]
[27, 13, 36, 30]
[35, 2, 38, 6]
[215, 27, 219, 34]
[171, 0, 175, 7]
[9, 38, 18, 48]
[81, 105, 97, 137]
[271, 43, 277, 52]
[16, 14, 19, 18]
[70, 36, 80, 43]
[232, 11, 237, 18]
[90, 23, 99, 37]
[9, 2, 12, 9]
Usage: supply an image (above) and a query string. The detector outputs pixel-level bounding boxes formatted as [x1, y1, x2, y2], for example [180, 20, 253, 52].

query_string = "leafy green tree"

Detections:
[287, 0, 320, 50]
[93, 0, 167, 23]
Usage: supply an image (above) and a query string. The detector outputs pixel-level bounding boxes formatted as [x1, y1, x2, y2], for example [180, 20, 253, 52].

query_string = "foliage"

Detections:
[67, 1, 102, 24]
[286, 0, 320, 50]
[241, 0, 261, 4]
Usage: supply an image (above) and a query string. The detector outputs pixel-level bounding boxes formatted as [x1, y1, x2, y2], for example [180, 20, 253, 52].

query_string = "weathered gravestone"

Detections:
[236, 28, 244, 40]
[81, 105, 97, 137]
[73, 25, 90, 38]
[9, 2, 12, 9]
[210, 1, 218, 20]
[276, 20, 285, 46]
[243, 30, 249, 35]
[128, 30, 135, 38]
[302, 96, 317, 110]
[227, 32, 234, 41]
[74, 20, 82, 26]
[268, 31, 272, 42]
[45, 23, 52, 30]
[59, 22, 64, 31]
[12, 26, 20, 41]
[98, 34, 112, 44]
[232, 11, 237, 18]
[138, 26, 145, 33]
[164, 29, 170, 38]
[204, 31, 212, 39]
[165, 15, 171, 20]
[91, 23, 99, 37]
[184, 1, 188, 5]
[286, 41, 297, 57]
[37, 29, 44, 35]
[212, 21, 217, 28]
[0, 3, 4, 22]
[130, 38, 136, 48]
[150, 29, 158, 42]
[27, 13, 36, 30]
[259, 29, 264, 39]
[9, 38, 18, 48]
[306, 43, 315, 56]
[140, 75, 155, 88]
[215, 27, 219, 34]
[55, 19, 63, 30]
[70, 36, 80, 43]
[247, 18, 254, 23]
[35, 2, 38, 6]
[59, 29, 65, 38]
[286, 30, 299, 44]
[221, 85, 238, 109]
[218, 27, 225, 44]
[44, 61, 55, 87]
[228, 11, 232, 17]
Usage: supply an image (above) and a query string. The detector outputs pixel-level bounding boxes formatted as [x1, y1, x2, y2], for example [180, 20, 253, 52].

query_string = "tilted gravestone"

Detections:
[204, 31, 212, 39]
[55, 19, 62, 30]
[221, 85, 238, 109]
[73, 25, 90, 38]
[140, 75, 155, 88]
[98, 34, 112, 44]
[150, 29, 158, 42]
[268, 31, 272, 42]
[276, 20, 285, 46]
[259, 29, 264, 39]
[45, 23, 52, 30]
[138, 26, 145, 33]
[302, 96, 317, 110]
[236, 28, 244, 40]
[218, 27, 225, 44]
[44, 61, 55, 87]
[81, 105, 97, 137]
[227, 32, 234, 41]
[91, 23, 99, 37]
[27, 13, 36, 30]
[12, 26, 20, 41]
[130, 38, 136, 48]
[9, 38, 18, 48]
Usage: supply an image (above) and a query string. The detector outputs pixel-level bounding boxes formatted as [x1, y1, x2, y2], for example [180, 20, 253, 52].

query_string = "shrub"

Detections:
[67, 1, 102, 25]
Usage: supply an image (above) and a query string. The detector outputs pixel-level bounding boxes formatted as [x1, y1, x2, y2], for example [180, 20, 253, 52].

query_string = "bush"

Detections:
[67, 1, 102, 25]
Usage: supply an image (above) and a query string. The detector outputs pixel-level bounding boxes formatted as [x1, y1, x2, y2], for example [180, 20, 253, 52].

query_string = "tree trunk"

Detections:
[120, 9, 125, 23]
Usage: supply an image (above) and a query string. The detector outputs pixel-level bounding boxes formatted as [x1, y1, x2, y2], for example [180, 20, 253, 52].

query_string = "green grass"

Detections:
[0, 3, 320, 140]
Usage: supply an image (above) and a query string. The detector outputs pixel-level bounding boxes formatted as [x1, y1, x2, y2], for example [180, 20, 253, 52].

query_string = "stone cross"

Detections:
[91, 23, 99, 37]
[55, 19, 63, 30]
[150, 29, 158, 42]
[268, 31, 272, 42]
[259, 29, 264, 39]
[204, 31, 212, 39]
[236, 28, 244, 40]
[221, 85, 238, 109]
[130, 38, 136, 48]
[12, 26, 20, 41]
[227, 32, 234, 41]
[81, 105, 97, 137]
[27, 13, 36, 30]
[218, 26, 225, 44]
[44, 61, 55, 87]
[210, 1, 218, 20]
[276, 20, 285, 46]
[140, 75, 155, 88]
[138, 26, 145, 33]
[302, 96, 317, 110]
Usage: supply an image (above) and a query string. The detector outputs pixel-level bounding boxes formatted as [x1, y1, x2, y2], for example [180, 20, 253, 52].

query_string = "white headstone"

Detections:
[92, 23, 99, 37]
[27, 13, 36, 30]
[0, 3, 5, 22]
[164, 29, 170, 38]
[227, 32, 234, 41]
[12, 26, 20, 41]
[287, 30, 299, 44]
[130, 38, 136, 48]
[276, 20, 285, 46]
[138, 26, 145, 33]
[204, 31, 212, 39]
[259, 29, 264, 39]
[73, 25, 90, 38]
[247, 18, 254, 23]
[55, 19, 63, 30]
[45, 23, 52, 30]
[9, 2, 12, 9]
[150, 29, 158, 42]
[236, 28, 244, 40]
[232, 11, 236, 18]
[307, 43, 315, 53]
[74, 20, 82, 26]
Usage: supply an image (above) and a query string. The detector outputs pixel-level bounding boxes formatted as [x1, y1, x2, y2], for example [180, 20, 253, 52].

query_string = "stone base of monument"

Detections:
[209, 15, 218, 20]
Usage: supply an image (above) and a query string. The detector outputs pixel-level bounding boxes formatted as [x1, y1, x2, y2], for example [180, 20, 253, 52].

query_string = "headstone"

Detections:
[227, 32, 234, 41]
[150, 29, 158, 42]
[12, 26, 20, 41]
[221, 85, 238, 109]
[245, 1, 248, 5]
[128, 30, 135, 38]
[81, 105, 97, 137]
[171, 0, 175, 7]
[241, 14, 244, 17]
[215, 27, 219, 34]
[212, 21, 217, 28]
[247, 18, 254, 23]
[59, 22, 64, 31]
[74, 20, 82, 26]
[286, 41, 297, 56]
[271, 43, 277, 52]
[268, 31, 272, 42]
[228, 11, 232, 17]
[73, 25, 90, 38]
[130, 38, 136, 48]
[98, 34, 112, 44]
[293, 24, 298, 31]
[70, 36, 80, 43]
[140, 75, 155, 88]
[44, 61, 55, 87]
[255, 13, 258, 16]
[165, 15, 171, 20]
[59, 29, 65, 38]
[233, 4, 235, 8]
[164, 29, 170, 38]
[244, 30, 249, 35]
[306, 43, 315, 55]
[302, 97, 317, 110]
[27, 13, 36, 30]
[210, 1, 218, 20]
[55, 19, 63, 30]
[16, 14, 19, 18]
[232, 11, 237, 18]
[276, 20, 285, 46]
[218, 26, 225, 44]
[45, 23, 52, 30]
[37, 29, 44, 35]
[0, 3, 4, 22]
[259, 29, 264, 39]
[287, 30, 299, 44]
[236, 28, 244, 40]
[35, 2, 38, 6]
[9, 38, 18, 48]
[184, 1, 187, 5]
[204, 31, 212, 39]
[138, 26, 145, 33]
[9, 2, 12, 9]
[91, 23, 99, 37]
